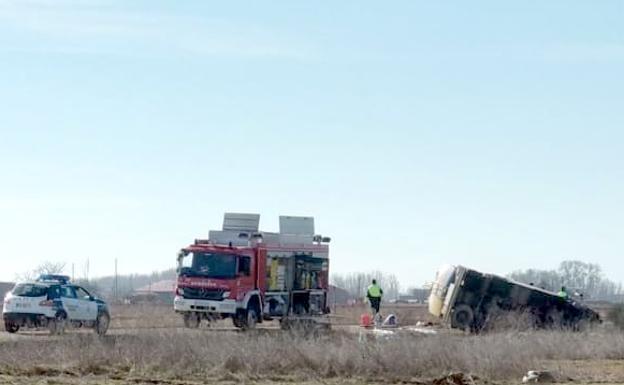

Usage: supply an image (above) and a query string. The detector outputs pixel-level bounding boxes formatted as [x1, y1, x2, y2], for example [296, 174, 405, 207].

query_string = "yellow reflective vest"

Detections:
[367, 284, 382, 298]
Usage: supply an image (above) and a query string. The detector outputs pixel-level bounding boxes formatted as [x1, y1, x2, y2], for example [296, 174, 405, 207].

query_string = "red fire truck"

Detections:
[174, 213, 331, 329]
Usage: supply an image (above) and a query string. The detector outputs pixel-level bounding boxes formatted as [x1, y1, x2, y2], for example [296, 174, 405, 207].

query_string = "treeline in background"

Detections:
[12, 259, 624, 303]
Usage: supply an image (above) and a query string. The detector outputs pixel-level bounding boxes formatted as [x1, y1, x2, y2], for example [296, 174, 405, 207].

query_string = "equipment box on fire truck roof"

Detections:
[174, 213, 331, 330]
[222, 213, 260, 232]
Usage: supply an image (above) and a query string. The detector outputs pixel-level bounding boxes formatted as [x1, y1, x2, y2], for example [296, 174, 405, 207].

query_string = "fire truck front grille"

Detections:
[182, 287, 224, 301]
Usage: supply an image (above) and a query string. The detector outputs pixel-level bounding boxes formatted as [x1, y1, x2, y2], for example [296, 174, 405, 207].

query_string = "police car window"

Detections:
[61, 286, 77, 299]
[75, 287, 91, 300]
[12, 284, 48, 297]
[47, 285, 61, 299]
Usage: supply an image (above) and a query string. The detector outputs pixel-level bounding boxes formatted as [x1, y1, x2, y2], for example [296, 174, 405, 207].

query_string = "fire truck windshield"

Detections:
[185, 252, 238, 279]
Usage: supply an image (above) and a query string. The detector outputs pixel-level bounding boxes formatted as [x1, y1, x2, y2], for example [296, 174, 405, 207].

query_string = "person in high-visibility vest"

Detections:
[366, 279, 383, 314]
[557, 286, 568, 299]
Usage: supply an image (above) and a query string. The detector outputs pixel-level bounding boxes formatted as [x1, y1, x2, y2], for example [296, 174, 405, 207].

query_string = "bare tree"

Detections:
[35, 261, 66, 276]
[330, 271, 401, 300]
[509, 268, 561, 291]
[509, 260, 622, 300]
[558, 260, 602, 294]
[16, 261, 66, 281]
[383, 274, 401, 301]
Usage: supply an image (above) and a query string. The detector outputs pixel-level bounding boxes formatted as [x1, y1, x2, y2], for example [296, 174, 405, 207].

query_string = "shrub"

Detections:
[607, 303, 624, 330]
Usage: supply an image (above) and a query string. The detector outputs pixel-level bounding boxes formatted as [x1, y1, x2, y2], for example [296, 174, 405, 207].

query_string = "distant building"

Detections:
[127, 280, 176, 304]
[398, 288, 430, 303]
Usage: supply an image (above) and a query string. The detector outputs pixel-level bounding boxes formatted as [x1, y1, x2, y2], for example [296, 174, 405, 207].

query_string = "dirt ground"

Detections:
[0, 372, 387, 385]
[4, 362, 624, 385]
[0, 376, 420, 385]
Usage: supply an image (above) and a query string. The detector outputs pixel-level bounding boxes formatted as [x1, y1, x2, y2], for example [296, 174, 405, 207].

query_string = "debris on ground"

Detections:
[360, 313, 373, 328]
[372, 328, 395, 336]
[522, 370, 556, 383]
[406, 326, 438, 335]
[432, 372, 477, 385]
[374, 312, 383, 326]
[382, 313, 398, 327]
[356, 322, 438, 341]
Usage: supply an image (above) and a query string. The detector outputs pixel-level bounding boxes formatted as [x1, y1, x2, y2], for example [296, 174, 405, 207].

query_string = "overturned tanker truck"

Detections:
[428, 265, 600, 332]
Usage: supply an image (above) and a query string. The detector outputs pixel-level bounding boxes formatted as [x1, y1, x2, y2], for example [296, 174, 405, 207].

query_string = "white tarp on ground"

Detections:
[405, 326, 438, 335]
[358, 325, 439, 342]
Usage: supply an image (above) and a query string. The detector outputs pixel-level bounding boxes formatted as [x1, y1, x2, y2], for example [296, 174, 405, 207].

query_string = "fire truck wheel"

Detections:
[232, 315, 244, 328]
[452, 304, 474, 330]
[244, 307, 258, 329]
[183, 312, 200, 328]
[4, 322, 19, 334]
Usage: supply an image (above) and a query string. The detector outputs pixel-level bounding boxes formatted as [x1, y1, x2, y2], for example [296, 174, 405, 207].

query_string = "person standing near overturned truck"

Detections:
[366, 279, 383, 314]
[557, 286, 569, 299]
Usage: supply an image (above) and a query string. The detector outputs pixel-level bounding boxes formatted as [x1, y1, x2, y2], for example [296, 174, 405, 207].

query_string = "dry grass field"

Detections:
[2, 304, 624, 384]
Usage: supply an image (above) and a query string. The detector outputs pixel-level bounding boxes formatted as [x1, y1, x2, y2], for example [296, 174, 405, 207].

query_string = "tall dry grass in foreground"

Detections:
[2, 328, 624, 382]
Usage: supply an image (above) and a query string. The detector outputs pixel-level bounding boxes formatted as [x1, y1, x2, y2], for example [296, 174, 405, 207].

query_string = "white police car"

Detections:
[2, 275, 110, 335]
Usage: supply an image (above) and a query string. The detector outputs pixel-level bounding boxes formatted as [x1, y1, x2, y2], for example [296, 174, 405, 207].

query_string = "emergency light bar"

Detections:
[36, 274, 71, 284]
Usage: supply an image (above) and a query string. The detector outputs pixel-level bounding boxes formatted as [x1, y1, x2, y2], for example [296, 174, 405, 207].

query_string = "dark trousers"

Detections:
[369, 297, 381, 314]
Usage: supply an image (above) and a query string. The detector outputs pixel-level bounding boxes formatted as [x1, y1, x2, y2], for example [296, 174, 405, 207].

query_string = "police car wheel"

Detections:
[4, 322, 19, 334]
[49, 312, 67, 335]
[57, 313, 67, 334]
[95, 313, 110, 335]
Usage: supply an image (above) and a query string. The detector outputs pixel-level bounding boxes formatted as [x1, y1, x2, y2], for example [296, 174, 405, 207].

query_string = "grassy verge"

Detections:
[2, 328, 624, 383]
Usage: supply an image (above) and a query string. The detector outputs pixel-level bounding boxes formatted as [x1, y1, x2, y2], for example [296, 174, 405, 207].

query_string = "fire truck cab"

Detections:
[174, 213, 330, 329]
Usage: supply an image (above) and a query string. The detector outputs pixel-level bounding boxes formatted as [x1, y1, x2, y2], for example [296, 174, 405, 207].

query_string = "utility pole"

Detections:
[114, 258, 118, 302]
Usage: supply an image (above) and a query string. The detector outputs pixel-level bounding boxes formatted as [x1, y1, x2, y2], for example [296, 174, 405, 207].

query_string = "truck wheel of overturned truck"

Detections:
[183, 312, 200, 328]
[452, 304, 474, 331]
[545, 309, 563, 329]
[4, 322, 19, 334]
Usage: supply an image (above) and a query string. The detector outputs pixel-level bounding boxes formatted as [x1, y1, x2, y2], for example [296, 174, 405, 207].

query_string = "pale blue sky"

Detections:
[1, 1, 623, 288]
